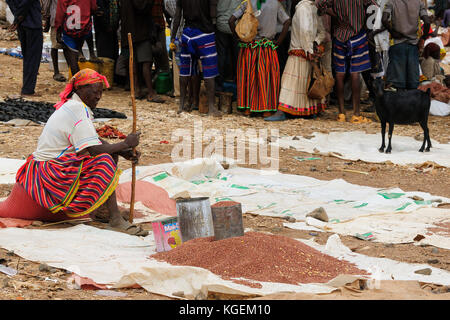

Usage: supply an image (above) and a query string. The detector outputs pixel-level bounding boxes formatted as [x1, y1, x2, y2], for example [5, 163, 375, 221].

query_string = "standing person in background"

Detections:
[215, 0, 241, 92]
[276, 0, 292, 75]
[42, 0, 66, 83]
[54, 0, 98, 75]
[229, 0, 291, 117]
[382, 0, 431, 91]
[120, 0, 165, 103]
[315, 0, 332, 73]
[152, 0, 171, 76]
[164, 0, 184, 97]
[94, 0, 120, 61]
[7, 0, 43, 96]
[266, 0, 327, 121]
[317, 0, 376, 124]
[171, 0, 221, 116]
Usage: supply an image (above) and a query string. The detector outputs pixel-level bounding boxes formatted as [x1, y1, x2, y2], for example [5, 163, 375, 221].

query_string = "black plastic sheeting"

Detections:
[0, 98, 127, 123]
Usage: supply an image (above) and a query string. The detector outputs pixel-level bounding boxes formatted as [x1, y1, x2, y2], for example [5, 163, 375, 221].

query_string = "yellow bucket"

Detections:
[68, 59, 114, 88]
[68, 61, 98, 79]
[97, 57, 115, 87]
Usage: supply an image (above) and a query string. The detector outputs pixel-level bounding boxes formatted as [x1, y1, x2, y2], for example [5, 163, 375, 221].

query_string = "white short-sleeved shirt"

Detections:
[33, 93, 102, 161]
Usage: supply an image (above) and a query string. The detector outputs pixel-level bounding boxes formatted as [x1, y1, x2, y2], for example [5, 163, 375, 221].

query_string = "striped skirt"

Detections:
[16, 153, 120, 218]
[278, 54, 326, 116]
[237, 39, 280, 113]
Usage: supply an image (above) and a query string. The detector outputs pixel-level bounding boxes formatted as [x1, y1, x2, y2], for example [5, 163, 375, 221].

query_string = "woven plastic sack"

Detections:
[236, 0, 259, 43]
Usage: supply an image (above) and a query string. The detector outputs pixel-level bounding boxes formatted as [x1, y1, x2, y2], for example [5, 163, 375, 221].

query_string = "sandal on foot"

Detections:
[53, 73, 67, 82]
[350, 115, 372, 124]
[107, 224, 149, 237]
[337, 113, 346, 122]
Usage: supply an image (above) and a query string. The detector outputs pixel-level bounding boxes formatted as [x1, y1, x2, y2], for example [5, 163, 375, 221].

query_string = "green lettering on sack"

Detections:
[230, 184, 250, 189]
[378, 192, 405, 199]
[153, 172, 169, 182]
[395, 203, 412, 211]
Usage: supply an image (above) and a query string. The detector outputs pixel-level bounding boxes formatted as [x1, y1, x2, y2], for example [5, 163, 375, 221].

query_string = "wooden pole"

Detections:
[128, 32, 137, 224]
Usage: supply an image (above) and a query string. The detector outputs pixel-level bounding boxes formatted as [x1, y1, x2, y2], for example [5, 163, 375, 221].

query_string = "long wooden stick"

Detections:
[128, 33, 137, 224]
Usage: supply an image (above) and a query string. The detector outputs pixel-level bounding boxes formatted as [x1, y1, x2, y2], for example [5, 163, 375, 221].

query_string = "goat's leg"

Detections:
[426, 126, 432, 152]
[379, 121, 386, 152]
[385, 121, 394, 153]
[419, 121, 427, 152]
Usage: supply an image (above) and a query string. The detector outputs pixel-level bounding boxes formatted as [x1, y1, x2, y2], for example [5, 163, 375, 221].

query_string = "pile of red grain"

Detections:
[211, 201, 240, 208]
[151, 232, 368, 287]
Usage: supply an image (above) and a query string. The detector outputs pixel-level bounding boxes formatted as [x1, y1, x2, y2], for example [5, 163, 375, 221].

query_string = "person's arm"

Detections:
[86, 132, 141, 157]
[228, 1, 246, 40]
[275, 19, 291, 46]
[274, 2, 291, 46]
[42, 0, 52, 32]
[14, 0, 35, 24]
[420, 4, 431, 40]
[171, 0, 182, 42]
[381, 6, 404, 40]
[316, 0, 335, 17]
[210, 0, 218, 25]
[7, 0, 34, 31]
[54, 0, 67, 32]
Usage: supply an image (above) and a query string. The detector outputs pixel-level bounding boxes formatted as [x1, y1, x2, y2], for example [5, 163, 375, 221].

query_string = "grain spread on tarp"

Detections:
[152, 232, 368, 287]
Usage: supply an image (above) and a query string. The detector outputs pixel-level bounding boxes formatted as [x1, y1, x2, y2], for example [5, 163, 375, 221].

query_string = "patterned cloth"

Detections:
[236, 39, 280, 112]
[180, 27, 219, 79]
[55, 68, 110, 110]
[333, 31, 372, 73]
[16, 153, 120, 217]
[316, 0, 377, 43]
[278, 54, 326, 116]
[278, 1, 326, 116]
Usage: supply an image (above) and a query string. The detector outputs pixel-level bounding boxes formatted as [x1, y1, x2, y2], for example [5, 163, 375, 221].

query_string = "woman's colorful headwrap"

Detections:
[54, 68, 110, 110]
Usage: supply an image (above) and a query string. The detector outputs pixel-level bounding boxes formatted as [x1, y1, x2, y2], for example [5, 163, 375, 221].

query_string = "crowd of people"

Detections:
[5, 0, 441, 122]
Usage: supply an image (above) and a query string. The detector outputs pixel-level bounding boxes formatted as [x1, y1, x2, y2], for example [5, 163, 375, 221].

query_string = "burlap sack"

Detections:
[236, 0, 259, 43]
[307, 61, 335, 100]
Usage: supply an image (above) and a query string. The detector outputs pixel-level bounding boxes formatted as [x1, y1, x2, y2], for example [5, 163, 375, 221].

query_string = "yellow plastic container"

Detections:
[97, 57, 115, 87]
[68, 61, 98, 79]
[68, 59, 113, 88]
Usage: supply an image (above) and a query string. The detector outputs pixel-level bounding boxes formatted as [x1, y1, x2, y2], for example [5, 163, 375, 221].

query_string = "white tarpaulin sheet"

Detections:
[0, 225, 449, 298]
[118, 158, 450, 248]
[277, 131, 450, 167]
[0, 225, 339, 297]
[0, 158, 25, 184]
[300, 234, 450, 286]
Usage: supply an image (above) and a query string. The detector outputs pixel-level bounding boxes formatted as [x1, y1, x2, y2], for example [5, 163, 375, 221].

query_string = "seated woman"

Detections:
[12, 68, 147, 236]
[420, 42, 444, 81]
[265, 0, 327, 121]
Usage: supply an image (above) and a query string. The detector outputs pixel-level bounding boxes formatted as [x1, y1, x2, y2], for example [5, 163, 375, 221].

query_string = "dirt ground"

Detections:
[0, 37, 449, 300]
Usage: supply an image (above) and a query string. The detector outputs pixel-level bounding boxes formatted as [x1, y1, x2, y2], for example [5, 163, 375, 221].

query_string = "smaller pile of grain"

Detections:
[151, 232, 368, 287]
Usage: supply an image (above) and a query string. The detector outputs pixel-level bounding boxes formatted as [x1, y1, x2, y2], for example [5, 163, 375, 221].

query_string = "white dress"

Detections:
[278, 0, 327, 116]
